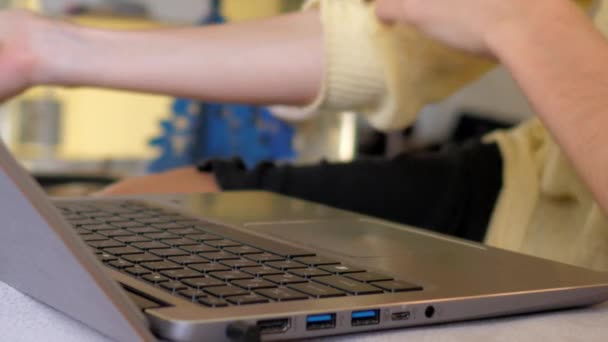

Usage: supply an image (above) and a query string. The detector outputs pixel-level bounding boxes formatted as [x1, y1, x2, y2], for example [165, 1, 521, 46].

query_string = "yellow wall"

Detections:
[18, 17, 172, 160]
[223, 0, 282, 21]
[15, 1, 284, 160]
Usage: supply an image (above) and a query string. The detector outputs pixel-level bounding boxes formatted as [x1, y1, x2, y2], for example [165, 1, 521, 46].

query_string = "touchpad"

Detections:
[245, 219, 478, 258]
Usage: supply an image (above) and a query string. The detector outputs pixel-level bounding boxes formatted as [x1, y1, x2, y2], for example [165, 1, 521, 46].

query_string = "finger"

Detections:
[93, 181, 135, 196]
[375, 0, 404, 24]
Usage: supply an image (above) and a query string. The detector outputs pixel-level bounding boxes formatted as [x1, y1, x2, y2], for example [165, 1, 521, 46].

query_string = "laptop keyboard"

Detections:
[56, 200, 423, 308]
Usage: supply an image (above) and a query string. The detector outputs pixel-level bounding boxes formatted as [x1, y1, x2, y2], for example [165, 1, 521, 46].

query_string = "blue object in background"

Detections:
[194, 103, 295, 169]
[148, 0, 296, 173]
[148, 99, 200, 172]
[148, 101, 296, 173]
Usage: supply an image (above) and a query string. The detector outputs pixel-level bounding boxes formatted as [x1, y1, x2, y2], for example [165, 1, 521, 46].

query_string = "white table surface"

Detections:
[2, 281, 607, 342]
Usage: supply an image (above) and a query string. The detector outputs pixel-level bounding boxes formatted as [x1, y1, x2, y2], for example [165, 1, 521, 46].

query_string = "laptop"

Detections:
[1, 139, 608, 342]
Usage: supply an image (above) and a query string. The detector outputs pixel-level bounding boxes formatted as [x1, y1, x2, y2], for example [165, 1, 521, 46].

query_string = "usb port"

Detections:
[351, 310, 380, 326]
[257, 318, 290, 335]
[306, 313, 336, 330]
[391, 311, 411, 321]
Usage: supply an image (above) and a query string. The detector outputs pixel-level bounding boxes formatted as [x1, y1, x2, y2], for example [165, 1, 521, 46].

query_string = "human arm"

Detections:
[375, 0, 608, 211]
[98, 167, 220, 196]
[0, 9, 322, 105]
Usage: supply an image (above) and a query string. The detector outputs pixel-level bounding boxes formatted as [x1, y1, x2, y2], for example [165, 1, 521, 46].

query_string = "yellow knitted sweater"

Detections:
[303, 0, 608, 272]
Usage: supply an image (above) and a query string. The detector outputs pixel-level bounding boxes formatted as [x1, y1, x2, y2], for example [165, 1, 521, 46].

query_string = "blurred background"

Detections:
[7, 0, 597, 196]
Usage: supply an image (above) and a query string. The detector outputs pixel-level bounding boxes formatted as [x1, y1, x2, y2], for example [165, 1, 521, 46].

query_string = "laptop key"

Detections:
[141, 261, 183, 272]
[152, 222, 195, 230]
[125, 266, 152, 277]
[313, 276, 383, 295]
[101, 217, 130, 223]
[145, 232, 179, 240]
[132, 241, 168, 250]
[179, 289, 207, 300]
[111, 221, 145, 229]
[160, 281, 188, 292]
[87, 240, 124, 249]
[161, 268, 203, 280]
[142, 273, 170, 284]
[266, 260, 307, 271]
[71, 208, 99, 214]
[103, 208, 137, 215]
[82, 224, 118, 231]
[69, 219, 101, 226]
[255, 287, 309, 302]
[99, 229, 134, 238]
[256, 246, 315, 259]
[122, 253, 162, 264]
[200, 251, 240, 261]
[320, 265, 365, 274]
[76, 228, 92, 235]
[227, 293, 269, 305]
[231, 279, 276, 290]
[205, 286, 249, 298]
[149, 248, 189, 258]
[198, 297, 229, 308]
[161, 238, 198, 247]
[289, 268, 331, 278]
[183, 277, 225, 289]
[209, 270, 254, 281]
[114, 235, 151, 244]
[128, 227, 163, 235]
[104, 246, 142, 256]
[242, 266, 283, 277]
[107, 259, 134, 269]
[188, 263, 231, 273]
[187, 233, 223, 242]
[88, 211, 114, 218]
[288, 283, 346, 298]
[371, 280, 423, 293]
[345, 272, 393, 283]
[169, 255, 209, 265]
[120, 212, 152, 219]
[168, 228, 201, 236]
[244, 253, 284, 263]
[294, 256, 340, 266]
[204, 239, 243, 248]
[220, 259, 259, 269]
[224, 246, 264, 255]
[97, 253, 118, 263]
[264, 274, 308, 285]
[82, 234, 111, 242]
[180, 245, 218, 254]
[135, 217, 174, 224]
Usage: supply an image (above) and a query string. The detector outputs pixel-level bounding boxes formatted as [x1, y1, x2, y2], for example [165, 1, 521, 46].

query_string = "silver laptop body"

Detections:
[1, 139, 608, 342]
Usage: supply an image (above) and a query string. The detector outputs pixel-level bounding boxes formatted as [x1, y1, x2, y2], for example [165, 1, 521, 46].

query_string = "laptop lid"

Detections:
[0, 139, 155, 342]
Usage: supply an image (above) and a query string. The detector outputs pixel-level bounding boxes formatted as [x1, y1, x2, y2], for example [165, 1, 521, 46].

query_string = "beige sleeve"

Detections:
[293, 0, 494, 132]
[277, 0, 386, 123]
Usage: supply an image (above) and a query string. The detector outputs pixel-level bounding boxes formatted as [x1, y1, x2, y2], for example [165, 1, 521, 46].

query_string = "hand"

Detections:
[375, 0, 586, 57]
[97, 167, 221, 196]
[0, 9, 82, 102]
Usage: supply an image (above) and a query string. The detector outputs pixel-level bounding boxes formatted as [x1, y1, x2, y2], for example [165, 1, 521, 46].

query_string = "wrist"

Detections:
[484, 0, 589, 65]
[28, 19, 91, 87]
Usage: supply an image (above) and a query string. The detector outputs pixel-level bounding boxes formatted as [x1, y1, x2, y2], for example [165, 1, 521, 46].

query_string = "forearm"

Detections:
[36, 10, 322, 106]
[488, 2, 608, 208]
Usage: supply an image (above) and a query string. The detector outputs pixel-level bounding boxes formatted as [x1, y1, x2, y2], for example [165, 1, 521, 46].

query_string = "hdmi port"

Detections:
[257, 318, 290, 334]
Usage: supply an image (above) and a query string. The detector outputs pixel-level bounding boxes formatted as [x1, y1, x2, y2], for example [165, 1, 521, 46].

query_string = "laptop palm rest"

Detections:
[245, 218, 484, 259]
